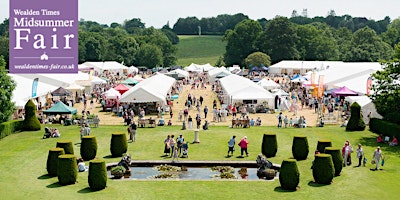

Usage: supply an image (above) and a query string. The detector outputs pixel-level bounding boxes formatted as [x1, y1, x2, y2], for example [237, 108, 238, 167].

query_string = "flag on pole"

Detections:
[318, 75, 324, 98]
[32, 78, 39, 98]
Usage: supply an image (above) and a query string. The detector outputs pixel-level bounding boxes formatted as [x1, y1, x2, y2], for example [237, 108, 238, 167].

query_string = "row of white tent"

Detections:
[10, 72, 107, 108]
[269, 60, 382, 95]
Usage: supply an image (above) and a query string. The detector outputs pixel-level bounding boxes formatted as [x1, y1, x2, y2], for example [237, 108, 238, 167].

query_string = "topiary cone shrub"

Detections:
[88, 159, 107, 191]
[23, 99, 41, 131]
[312, 154, 334, 184]
[110, 133, 128, 157]
[261, 133, 278, 158]
[57, 154, 78, 185]
[279, 159, 300, 191]
[292, 135, 309, 160]
[46, 148, 65, 176]
[56, 141, 74, 155]
[316, 140, 332, 153]
[81, 136, 98, 161]
[346, 102, 366, 131]
[324, 147, 343, 176]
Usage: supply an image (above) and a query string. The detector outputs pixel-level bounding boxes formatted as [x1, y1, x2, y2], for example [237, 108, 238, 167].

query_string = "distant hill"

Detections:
[175, 35, 226, 67]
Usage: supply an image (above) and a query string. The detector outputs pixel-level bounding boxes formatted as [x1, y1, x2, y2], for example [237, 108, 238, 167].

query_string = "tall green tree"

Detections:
[244, 52, 271, 68]
[223, 19, 261, 66]
[0, 56, 16, 123]
[135, 44, 163, 68]
[257, 16, 300, 63]
[0, 36, 9, 68]
[123, 18, 145, 34]
[344, 27, 393, 62]
[371, 60, 400, 124]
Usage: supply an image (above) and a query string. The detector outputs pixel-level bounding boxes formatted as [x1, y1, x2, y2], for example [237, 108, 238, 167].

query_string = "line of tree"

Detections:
[223, 16, 397, 67]
[172, 10, 392, 36]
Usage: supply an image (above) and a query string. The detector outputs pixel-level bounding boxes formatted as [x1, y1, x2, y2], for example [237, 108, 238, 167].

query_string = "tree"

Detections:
[244, 52, 271, 68]
[257, 16, 300, 63]
[223, 19, 261, 66]
[371, 60, 400, 124]
[0, 36, 9, 68]
[123, 18, 145, 34]
[344, 27, 393, 62]
[135, 44, 163, 68]
[0, 56, 16, 123]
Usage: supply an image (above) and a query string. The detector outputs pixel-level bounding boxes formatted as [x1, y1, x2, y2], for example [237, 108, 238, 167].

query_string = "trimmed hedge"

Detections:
[279, 159, 300, 191]
[324, 147, 343, 176]
[0, 120, 24, 140]
[56, 141, 74, 155]
[292, 135, 309, 160]
[57, 154, 78, 185]
[316, 140, 332, 153]
[346, 102, 366, 131]
[81, 136, 98, 161]
[312, 154, 334, 184]
[88, 159, 107, 191]
[370, 118, 400, 138]
[46, 148, 65, 176]
[261, 133, 278, 158]
[110, 133, 128, 157]
[23, 99, 41, 131]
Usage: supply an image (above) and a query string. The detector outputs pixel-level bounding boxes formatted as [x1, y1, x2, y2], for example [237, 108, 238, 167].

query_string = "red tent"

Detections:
[114, 84, 130, 95]
[331, 86, 358, 97]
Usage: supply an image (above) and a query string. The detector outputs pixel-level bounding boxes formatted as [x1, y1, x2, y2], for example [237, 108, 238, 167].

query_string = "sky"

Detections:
[2, 0, 400, 28]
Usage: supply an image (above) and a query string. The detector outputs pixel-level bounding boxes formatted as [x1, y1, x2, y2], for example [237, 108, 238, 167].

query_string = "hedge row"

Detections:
[369, 118, 400, 138]
[0, 120, 24, 140]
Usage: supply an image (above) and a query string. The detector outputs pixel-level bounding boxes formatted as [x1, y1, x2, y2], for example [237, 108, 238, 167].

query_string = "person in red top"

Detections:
[231, 106, 237, 117]
[238, 136, 249, 157]
[389, 136, 398, 146]
[377, 134, 384, 143]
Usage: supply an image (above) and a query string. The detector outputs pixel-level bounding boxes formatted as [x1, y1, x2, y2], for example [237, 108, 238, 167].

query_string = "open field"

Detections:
[0, 125, 399, 199]
[175, 35, 226, 67]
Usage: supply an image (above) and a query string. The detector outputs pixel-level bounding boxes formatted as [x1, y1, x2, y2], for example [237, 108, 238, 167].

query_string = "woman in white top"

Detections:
[372, 146, 383, 170]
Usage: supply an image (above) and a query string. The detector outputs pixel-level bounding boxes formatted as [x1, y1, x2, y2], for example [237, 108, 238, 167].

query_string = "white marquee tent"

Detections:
[184, 63, 215, 72]
[257, 79, 281, 90]
[208, 67, 231, 82]
[165, 68, 189, 79]
[219, 74, 274, 107]
[10, 74, 59, 108]
[345, 96, 382, 123]
[269, 60, 343, 74]
[82, 61, 131, 75]
[119, 73, 176, 106]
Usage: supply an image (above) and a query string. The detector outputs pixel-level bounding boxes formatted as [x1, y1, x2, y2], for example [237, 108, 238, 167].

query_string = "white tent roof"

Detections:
[272, 89, 289, 96]
[119, 73, 176, 105]
[184, 63, 215, 72]
[166, 68, 189, 78]
[345, 96, 382, 121]
[102, 88, 121, 99]
[257, 79, 281, 90]
[10, 74, 59, 108]
[82, 61, 129, 74]
[208, 67, 231, 82]
[269, 60, 344, 74]
[219, 74, 274, 105]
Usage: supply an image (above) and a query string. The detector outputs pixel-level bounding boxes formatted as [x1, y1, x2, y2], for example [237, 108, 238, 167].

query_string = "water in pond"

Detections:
[108, 167, 279, 180]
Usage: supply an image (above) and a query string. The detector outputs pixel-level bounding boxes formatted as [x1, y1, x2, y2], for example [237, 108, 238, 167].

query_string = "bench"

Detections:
[231, 119, 250, 128]
[138, 119, 156, 128]
[82, 118, 100, 128]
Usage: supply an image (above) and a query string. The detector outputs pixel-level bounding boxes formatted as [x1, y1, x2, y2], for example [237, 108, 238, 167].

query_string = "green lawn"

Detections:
[175, 35, 226, 67]
[0, 125, 399, 199]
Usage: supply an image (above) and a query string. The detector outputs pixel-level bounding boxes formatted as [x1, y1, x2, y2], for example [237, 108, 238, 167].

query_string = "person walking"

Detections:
[372, 146, 383, 170]
[204, 106, 208, 119]
[176, 134, 185, 156]
[171, 147, 179, 163]
[227, 136, 236, 157]
[188, 115, 193, 129]
[342, 141, 353, 166]
[277, 112, 283, 128]
[238, 136, 249, 157]
[130, 121, 137, 142]
[356, 144, 364, 167]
